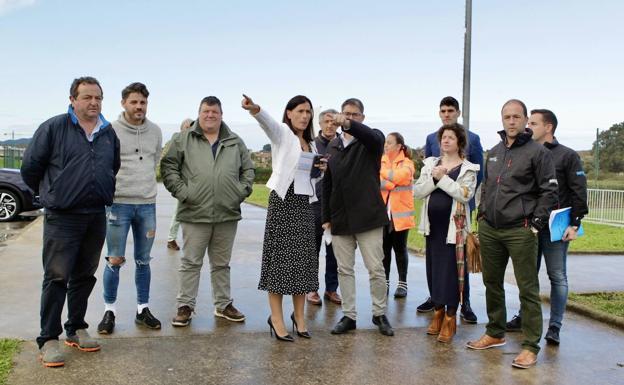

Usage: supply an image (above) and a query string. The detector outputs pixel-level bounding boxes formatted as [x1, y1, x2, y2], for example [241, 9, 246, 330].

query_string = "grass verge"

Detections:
[568, 292, 624, 318]
[246, 184, 623, 254]
[245, 184, 270, 207]
[0, 339, 20, 385]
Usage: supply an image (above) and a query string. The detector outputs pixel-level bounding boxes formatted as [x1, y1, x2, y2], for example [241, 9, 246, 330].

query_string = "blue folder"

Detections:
[549, 207, 584, 242]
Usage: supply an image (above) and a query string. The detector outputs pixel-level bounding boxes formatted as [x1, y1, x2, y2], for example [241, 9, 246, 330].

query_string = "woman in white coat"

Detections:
[242, 94, 321, 342]
[414, 123, 479, 343]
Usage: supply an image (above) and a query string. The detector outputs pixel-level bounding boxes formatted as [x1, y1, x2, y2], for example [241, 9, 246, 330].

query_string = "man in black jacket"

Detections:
[466, 99, 558, 369]
[506, 109, 588, 345]
[21, 77, 120, 368]
[322, 98, 393, 336]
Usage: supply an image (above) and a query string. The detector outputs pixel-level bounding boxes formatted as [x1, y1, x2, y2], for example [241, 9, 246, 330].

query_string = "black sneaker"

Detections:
[417, 297, 434, 313]
[506, 314, 522, 332]
[545, 325, 560, 345]
[135, 308, 162, 329]
[460, 303, 478, 324]
[97, 311, 115, 334]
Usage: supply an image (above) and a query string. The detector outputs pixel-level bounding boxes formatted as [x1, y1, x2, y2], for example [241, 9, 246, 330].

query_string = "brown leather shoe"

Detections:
[426, 308, 445, 335]
[466, 334, 506, 350]
[324, 291, 342, 305]
[512, 349, 538, 369]
[167, 240, 180, 250]
[437, 314, 457, 343]
[306, 292, 322, 305]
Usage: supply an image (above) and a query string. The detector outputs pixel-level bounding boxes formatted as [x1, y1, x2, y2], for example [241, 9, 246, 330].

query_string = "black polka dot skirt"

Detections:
[258, 183, 319, 295]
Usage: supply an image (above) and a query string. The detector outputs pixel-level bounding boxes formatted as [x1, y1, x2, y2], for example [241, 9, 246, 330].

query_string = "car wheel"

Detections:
[0, 189, 21, 222]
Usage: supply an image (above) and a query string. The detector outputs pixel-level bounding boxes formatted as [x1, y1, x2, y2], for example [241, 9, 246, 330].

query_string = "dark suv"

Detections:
[0, 168, 41, 221]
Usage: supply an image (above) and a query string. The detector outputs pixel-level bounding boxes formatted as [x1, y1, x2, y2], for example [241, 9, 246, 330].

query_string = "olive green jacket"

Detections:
[160, 121, 255, 223]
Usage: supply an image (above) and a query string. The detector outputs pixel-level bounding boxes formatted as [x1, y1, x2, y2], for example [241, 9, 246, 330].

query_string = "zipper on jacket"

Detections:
[493, 147, 511, 228]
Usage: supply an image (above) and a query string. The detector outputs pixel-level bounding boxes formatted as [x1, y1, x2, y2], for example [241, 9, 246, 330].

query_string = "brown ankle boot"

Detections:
[426, 308, 445, 335]
[437, 314, 457, 343]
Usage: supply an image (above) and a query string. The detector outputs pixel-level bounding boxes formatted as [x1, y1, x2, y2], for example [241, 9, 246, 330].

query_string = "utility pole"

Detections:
[594, 128, 600, 188]
[462, 0, 472, 132]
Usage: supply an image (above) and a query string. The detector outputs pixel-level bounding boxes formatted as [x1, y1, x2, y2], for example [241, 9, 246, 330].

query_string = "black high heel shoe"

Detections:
[290, 312, 311, 338]
[267, 316, 294, 342]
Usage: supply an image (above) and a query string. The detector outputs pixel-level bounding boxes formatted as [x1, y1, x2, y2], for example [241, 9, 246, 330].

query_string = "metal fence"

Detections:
[0, 146, 24, 169]
[585, 188, 624, 226]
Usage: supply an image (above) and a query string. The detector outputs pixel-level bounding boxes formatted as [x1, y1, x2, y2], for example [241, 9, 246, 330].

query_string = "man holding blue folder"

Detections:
[506, 109, 588, 346]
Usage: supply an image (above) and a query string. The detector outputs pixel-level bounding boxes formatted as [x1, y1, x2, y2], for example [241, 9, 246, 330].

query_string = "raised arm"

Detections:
[241, 94, 288, 146]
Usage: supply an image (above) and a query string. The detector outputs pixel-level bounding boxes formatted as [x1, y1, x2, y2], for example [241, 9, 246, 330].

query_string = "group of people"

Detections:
[22, 76, 587, 371]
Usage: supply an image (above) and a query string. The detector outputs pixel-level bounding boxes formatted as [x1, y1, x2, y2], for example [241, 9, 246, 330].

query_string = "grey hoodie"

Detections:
[112, 113, 163, 204]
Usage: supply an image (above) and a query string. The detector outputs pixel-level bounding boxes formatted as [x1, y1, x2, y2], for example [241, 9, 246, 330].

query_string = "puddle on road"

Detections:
[0, 212, 41, 246]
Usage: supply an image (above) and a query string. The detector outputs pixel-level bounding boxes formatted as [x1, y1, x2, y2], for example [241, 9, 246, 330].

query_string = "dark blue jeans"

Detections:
[312, 202, 338, 292]
[537, 230, 570, 329]
[37, 212, 106, 348]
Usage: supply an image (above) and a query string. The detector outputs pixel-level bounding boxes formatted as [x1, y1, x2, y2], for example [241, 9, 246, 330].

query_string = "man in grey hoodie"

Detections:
[97, 82, 163, 334]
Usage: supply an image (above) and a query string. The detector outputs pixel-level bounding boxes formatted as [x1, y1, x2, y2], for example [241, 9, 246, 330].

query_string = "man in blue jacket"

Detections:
[418, 96, 483, 323]
[21, 77, 120, 368]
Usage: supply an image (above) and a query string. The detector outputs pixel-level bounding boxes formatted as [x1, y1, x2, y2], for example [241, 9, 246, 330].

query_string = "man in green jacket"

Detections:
[161, 96, 255, 327]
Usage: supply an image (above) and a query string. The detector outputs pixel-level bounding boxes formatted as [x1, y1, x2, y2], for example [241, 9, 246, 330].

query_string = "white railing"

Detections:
[585, 189, 624, 226]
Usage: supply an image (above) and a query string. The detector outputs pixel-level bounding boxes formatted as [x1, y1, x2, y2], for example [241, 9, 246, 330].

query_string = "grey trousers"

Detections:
[332, 226, 387, 320]
[177, 221, 238, 311]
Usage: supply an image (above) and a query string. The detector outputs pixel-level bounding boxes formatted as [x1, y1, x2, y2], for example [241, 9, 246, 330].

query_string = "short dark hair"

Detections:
[502, 99, 528, 117]
[282, 95, 315, 143]
[439, 96, 460, 111]
[531, 109, 558, 134]
[387, 132, 412, 160]
[121, 82, 149, 100]
[70, 76, 102, 99]
[198, 96, 223, 113]
[436, 123, 467, 158]
[341, 98, 364, 114]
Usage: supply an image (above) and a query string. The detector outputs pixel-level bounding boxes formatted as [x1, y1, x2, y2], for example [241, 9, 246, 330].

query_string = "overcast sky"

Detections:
[1, 0, 622, 151]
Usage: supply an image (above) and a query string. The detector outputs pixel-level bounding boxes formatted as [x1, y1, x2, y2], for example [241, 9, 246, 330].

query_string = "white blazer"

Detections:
[253, 109, 318, 201]
[414, 157, 480, 244]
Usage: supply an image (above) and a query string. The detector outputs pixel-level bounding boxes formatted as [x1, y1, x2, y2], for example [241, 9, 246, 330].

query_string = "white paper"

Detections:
[294, 152, 315, 196]
[323, 228, 332, 245]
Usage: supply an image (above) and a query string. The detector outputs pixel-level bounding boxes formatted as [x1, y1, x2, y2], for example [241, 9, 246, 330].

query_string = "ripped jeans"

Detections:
[103, 203, 156, 305]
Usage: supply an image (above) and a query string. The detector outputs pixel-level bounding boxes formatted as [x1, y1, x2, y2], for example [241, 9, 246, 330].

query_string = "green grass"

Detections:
[568, 292, 624, 318]
[0, 339, 20, 385]
[569, 222, 624, 253]
[245, 184, 270, 207]
[246, 184, 624, 253]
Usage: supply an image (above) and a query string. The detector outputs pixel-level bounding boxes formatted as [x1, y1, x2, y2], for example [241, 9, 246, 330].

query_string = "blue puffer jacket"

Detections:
[21, 107, 120, 213]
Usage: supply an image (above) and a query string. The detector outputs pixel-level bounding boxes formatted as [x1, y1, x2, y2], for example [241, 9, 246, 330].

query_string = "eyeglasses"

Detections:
[343, 112, 362, 118]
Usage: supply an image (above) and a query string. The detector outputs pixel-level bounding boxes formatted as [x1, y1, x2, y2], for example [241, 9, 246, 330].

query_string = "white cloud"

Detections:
[0, 0, 36, 16]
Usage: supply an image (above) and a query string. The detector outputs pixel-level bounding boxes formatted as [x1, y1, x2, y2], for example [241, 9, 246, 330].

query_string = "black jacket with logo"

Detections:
[21, 112, 120, 213]
[479, 129, 558, 230]
[544, 139, 588, 227]
[322, 121, 388, 235]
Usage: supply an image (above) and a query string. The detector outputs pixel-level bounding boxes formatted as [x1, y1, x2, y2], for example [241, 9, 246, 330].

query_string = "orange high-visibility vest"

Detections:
[380, 151, 415, 231]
